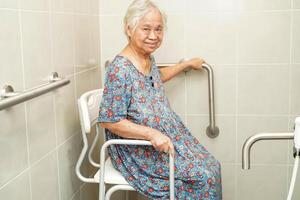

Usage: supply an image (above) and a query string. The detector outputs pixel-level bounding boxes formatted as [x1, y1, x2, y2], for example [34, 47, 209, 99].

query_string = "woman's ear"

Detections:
[126, 25, 132, 38]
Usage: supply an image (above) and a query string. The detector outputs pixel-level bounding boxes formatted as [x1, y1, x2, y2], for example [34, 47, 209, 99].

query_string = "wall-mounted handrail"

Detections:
[0, 72, 70, 111]
[242, 132, 294, 170]
[157, 62, 219, 138]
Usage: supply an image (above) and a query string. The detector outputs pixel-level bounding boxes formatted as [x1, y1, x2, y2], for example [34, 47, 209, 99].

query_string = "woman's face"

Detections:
[127, 8, 164, 55]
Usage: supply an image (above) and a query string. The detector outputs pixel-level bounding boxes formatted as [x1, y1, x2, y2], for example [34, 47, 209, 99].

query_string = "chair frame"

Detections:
[76, 89, 175, 200]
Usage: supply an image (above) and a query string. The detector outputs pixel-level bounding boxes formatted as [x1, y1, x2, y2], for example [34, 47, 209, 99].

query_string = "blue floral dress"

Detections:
[98, 55, 222, 199]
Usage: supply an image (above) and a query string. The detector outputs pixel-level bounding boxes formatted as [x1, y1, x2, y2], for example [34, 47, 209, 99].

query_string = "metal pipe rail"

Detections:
[99, 139, 175, 200]
[242, 132, 294, 170]
[157, 62, 219, 138]
[0, 72, 70, 111]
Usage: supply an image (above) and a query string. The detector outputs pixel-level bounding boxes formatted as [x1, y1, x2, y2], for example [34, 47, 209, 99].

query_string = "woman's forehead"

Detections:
[139, 9, 163, 26]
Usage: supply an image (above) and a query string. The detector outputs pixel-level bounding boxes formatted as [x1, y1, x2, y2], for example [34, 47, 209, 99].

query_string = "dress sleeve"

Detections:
[98, 62, 132, 123]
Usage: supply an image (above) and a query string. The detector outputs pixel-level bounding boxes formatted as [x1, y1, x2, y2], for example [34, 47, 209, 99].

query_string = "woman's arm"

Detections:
[100, 119, 174, 155]
[159, 58, 205, 83]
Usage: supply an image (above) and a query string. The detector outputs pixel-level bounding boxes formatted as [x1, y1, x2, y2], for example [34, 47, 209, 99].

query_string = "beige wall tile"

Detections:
[51, 0, 74, 13]
[20, 0, 50, 11]
[291, 65, 300, 115]
[76, 70, 93, 99]
[26, 94, 56, 164]
[238, 65, 289, 115]
[221, 164, 236, 200]
[0, 172, 31, 200]
[294, 0, 300, 9]
[186, 12, 237, 65]
[100, 15, 127, 69]
[89, 0, 99, 15]
[187, 116, 236, 163]
[21, 11, 52, 89]
[152, 0, 184, 13]
[186, 0, 218, 12]
[214, 66, 236, 115]
[163, 73, 185, 115]
[90, 16, 101, 68]
[30, 152, 60, 200]
[153, 14, 185, 63]
[238, 0, 291, 11]
[0, 0, 18, 9]
[80, 183, 98, 200]
[186, 70, 209, 115]
[292, 11, 300, 63]
[186, 66, 236, 115]
[0, 104, 28, 186]
[100, 0, 131, 15]
[54, 77, 80, 144]
[237, 116, 289, 164]
[74, 15, 92, 69]
[74, 0, 89, 14]
[238, 12, 290, 64]
[0, 10, 23, 90]
[52, 13, 75, 77]
[237, 165, 287, 200]
[58, 134, 82, 200]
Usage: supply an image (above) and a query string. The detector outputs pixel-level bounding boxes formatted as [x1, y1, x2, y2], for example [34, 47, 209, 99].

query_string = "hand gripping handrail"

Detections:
[242, 132, 294, 170]
[0, 72, 70, 111]
[157, 62, 219, 138]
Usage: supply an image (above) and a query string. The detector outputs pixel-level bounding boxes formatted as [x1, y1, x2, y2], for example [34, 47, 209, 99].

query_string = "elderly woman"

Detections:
[98, 0, 222, 199]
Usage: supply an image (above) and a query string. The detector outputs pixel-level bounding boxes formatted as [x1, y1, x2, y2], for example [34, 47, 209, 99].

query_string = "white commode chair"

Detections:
[75, 89, 175, 200]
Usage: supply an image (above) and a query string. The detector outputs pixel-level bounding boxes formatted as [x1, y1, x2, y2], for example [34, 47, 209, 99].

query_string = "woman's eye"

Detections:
[143, 28, 150, 32]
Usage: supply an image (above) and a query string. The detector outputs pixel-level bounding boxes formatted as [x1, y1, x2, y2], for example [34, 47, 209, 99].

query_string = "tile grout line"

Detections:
[286, 0, 294, 193]
[49, 0, 62, 199]
[17, 2, 33, 200]
[234, 7, 240, 200]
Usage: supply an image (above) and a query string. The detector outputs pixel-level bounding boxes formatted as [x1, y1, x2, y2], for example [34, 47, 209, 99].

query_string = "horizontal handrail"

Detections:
[157, 62, 219, 138]
[0, 72, 70, 111]
[242, 132, 294, 170]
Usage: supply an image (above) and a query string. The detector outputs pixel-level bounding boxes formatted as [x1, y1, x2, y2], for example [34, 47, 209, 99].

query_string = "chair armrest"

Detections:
[99, 139, 175, 200]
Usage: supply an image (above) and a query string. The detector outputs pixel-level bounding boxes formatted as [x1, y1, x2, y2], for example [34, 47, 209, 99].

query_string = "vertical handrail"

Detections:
[202, 63, 219, 138]
[157, 62, 219, 138]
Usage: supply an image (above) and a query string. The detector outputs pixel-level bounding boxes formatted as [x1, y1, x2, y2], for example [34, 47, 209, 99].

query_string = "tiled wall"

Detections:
[0, 0, 101, 200]
[100, 0, 300, 199]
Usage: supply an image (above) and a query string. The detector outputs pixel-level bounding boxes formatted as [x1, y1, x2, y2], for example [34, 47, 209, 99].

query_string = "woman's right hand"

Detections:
[149, 130, 174, 156]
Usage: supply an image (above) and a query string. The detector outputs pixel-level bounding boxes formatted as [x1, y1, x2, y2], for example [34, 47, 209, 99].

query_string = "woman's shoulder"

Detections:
[106, 55, 133, 76]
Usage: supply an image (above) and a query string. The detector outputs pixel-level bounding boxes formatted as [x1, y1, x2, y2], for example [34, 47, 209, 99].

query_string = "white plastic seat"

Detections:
[75, 89, 174, 200]
[93, 158, 128, 185]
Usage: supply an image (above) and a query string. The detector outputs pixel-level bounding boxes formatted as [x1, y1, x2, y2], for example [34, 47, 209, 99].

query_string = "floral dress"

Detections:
[98, 55, 222, 200]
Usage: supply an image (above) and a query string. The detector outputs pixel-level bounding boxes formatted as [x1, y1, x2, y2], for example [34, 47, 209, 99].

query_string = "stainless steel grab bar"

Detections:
[0, 72, 70, 111]
[157, 62, 219, 138]
[242, 132, 294, 170]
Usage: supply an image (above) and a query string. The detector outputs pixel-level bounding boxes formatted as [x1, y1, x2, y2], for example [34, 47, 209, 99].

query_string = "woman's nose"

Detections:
[148, 30, 158, 39]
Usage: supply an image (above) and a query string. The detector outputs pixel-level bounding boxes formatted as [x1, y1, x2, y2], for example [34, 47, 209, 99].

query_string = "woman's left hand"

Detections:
[185, 57, 205, 70]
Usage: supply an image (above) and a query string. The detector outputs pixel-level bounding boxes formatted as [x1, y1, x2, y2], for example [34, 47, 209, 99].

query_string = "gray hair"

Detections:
[124, 0, 167, 36]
